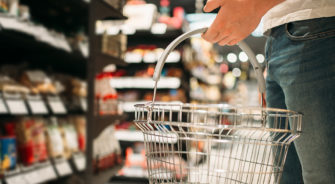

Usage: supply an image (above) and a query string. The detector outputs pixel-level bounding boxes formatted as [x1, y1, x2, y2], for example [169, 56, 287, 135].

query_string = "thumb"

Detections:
[203, 0, 223, 12]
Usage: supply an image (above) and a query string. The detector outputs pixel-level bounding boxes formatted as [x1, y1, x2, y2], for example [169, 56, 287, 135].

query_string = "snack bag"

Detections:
[32, 118, 48, 162]
[45, 118, 64, 158]
[16, 118, 35, 165]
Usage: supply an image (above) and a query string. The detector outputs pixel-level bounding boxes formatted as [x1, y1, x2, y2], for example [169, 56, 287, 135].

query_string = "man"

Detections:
[202, 0, 335, 183]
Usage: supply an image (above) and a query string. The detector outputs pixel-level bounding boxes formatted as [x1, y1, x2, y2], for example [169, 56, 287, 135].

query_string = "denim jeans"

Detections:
[265, 17, 335, 184]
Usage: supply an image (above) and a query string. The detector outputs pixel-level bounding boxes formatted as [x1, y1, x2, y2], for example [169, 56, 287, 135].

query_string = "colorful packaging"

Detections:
[72, 116, 86, 152]
[16, 118, 35, 165]
[15, 118, 49, 165]
[0, 136, 17, 170]
[32, 119, 48, 162]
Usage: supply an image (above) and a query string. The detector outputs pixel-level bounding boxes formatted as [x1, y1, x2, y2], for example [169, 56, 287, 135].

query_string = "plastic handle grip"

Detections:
[153, 27, 266, 93]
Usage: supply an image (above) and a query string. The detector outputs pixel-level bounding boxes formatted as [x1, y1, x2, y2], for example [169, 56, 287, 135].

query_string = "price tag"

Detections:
[55, 160, 72, 176]
[23, 170, 40, 184]
[74, 154, 86, 171]
[27, 100, 48, 114]
[48, 100, 66, 114]
[6, 99, 28, 114]
[37, 165, 57, 182]
[0, 99, 8, 113]
[5, 174, 28, 184]
[80, 98, 87, 111]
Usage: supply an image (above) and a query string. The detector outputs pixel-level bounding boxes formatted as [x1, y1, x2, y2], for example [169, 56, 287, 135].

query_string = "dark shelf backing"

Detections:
[127, 29, 184, 47]
[90, 0, 127, 21]
[0, 29, 87, 78]
[93, 114, 127, 138]
[20, 0, 89, 36]
[95, 53, 128, 72]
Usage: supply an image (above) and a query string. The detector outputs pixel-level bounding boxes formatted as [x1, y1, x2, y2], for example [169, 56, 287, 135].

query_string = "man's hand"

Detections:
[202, 0, 283, 46]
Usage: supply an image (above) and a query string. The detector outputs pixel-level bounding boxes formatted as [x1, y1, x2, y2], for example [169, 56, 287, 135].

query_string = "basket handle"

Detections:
[153, 27, 266, 94]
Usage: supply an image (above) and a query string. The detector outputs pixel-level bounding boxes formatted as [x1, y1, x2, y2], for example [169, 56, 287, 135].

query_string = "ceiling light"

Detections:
[239, 52, 248, 62]
[227, 53, 237, 63]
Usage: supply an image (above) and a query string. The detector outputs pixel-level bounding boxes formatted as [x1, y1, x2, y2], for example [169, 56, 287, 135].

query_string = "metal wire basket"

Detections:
[134, 28, 302, 184]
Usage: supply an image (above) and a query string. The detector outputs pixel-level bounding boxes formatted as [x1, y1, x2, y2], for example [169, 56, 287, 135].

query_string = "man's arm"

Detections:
[201, 0, 284, 46]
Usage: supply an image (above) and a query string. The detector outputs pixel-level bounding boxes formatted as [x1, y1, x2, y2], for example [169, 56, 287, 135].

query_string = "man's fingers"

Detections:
[218, 36, 232, 46]
[227, 39, 238, 46]
[202, 7, 227, 43]
[202, 29, 220, 43]
[211, 29, 232, 43]
[203, 0, 223, 12]
[227, 39, 239, 46]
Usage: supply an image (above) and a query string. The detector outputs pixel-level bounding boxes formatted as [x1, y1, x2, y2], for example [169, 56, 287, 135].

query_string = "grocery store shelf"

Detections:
[0, 15, 71, 52]
[124, 50, 180, 64]
[127, 28, 184, 47]
[0, 16, 87, 77]
[20, 0, 89, 35]
[115, 130, 178, 144]
[115, 130, 144, 142]
[91, 0, 127, 21]
[4, 159, 75, 184]
[110, 77, 181, 89]
[93, 114, 127, 137]
[95, 53, 128, 71]
[0, 93, 88, 117]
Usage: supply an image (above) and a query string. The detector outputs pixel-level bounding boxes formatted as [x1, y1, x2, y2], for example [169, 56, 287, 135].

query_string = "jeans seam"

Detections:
[285, 23, 335, 41]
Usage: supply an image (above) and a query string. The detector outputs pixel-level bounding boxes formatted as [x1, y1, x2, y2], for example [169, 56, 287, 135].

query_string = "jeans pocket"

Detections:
[285, 17, 335, 41]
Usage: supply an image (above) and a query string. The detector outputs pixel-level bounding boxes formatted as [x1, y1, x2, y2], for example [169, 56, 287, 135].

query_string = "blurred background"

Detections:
[0, 0, 266, 183]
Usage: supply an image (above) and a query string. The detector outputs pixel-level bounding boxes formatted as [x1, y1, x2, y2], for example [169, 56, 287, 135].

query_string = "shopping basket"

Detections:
[134, 28, 302, 184]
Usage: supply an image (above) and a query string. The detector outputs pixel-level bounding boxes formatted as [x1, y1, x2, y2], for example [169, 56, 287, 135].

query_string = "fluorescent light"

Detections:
[227, 53, 237, 63]
[232, 68, 241, 77]
[256, 54, 265, 63]
[215, 55, 224, 63]
[239, 52, 248, 62]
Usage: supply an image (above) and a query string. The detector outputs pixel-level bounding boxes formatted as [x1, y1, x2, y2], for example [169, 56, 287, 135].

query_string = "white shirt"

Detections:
[263, 0, 335, 33]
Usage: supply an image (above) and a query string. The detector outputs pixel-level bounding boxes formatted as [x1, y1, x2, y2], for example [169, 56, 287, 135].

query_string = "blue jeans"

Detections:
[265, 17, 335, 184]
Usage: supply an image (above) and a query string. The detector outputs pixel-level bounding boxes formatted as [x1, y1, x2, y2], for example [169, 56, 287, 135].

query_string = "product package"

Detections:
[15, 118, 36, 165]
[95, 71, 119, 115]
[0, 136, 17, 171]
[45, 118, 64, 158]
[58, 119, 79, 159]
[21, 70, 57, 95]
[15, 118, 49, 165]
[0, 75, 30, 94]
[71, 116, 86, 152]
[32, 118, 48, 162]
[102, 34, 127, 59]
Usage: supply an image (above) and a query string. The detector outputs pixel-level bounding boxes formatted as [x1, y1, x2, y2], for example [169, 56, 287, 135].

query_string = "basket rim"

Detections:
[134, 102, 302, 116]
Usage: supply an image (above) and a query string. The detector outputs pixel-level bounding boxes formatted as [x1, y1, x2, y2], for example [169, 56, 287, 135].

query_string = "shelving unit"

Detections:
[3, 153, 86, 184]
[110, 77, 181, 89]
[86, 1, 127, 184]
[0, 1, 127, 184]
[127, 29, 184, 48]
[0, 16, 87, 78]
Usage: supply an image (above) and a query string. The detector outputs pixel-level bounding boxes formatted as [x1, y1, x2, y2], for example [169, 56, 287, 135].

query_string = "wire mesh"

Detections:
[134, 103, 302, 184]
